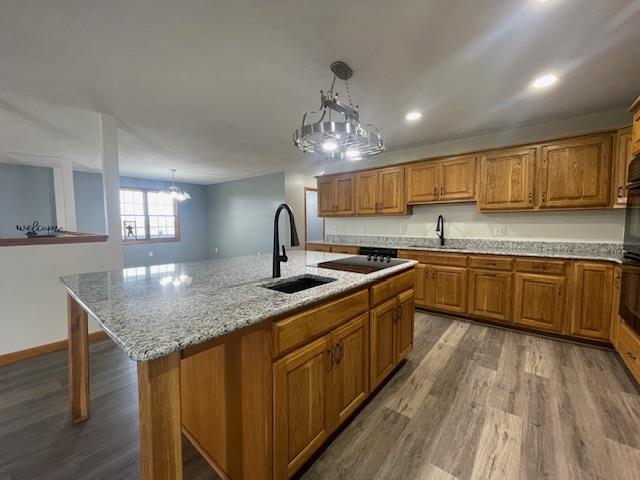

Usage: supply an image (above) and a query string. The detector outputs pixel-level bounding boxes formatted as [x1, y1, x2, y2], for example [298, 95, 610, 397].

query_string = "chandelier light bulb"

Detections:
[322, 140, 338, 152]
[345, 149, 362, 160]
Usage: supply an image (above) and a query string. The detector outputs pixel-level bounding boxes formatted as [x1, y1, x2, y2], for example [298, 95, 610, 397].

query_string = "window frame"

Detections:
[120, 187, 181, 244]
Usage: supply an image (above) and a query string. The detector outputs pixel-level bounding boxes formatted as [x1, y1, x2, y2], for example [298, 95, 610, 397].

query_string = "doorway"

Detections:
[304, 187, 324, 244]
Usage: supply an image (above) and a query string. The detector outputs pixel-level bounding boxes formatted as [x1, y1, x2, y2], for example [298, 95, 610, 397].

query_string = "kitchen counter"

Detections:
[311, 236, 624, 263]
[60, 251, 417, 361]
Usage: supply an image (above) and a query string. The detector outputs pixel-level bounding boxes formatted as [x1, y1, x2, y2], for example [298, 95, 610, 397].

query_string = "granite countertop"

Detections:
[60, 251, 417, 362]
[314, 236, 624, 263]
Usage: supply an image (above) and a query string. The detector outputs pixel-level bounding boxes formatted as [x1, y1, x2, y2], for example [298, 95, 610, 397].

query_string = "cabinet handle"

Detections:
[557, 284, 562, 296]
[529, 192, 533, 204]
[541, 192, 546, 203]
[628, 351, 638, 361]
[440, 187, 444, 196]
[432, 270, 435, 279]
[399, 305, 404, 319]
[618, 186, 624, 198]
[326, 348, 335, 370]
[335, 342, 343, 364]
[615, 275, 621, 288]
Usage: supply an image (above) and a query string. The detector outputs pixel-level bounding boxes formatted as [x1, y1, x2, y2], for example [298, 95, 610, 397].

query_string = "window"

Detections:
[120, 188, 179, 242]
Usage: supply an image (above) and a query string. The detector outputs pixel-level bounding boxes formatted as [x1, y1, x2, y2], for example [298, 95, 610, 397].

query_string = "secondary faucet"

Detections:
[273, 203, 300, 278]
[436, 215, 445, 246]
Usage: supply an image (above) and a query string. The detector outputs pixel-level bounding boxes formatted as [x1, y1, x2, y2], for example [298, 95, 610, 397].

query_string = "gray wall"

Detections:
[0, 163, 56, 237]
[207, 172, 286, 258]
[73, 172, 210, 267]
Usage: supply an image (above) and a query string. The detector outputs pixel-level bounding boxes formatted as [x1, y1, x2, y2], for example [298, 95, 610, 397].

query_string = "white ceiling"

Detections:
[0, 0, 639, 184]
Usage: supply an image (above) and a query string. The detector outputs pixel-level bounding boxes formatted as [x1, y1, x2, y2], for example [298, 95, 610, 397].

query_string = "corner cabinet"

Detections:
[478, 148, 536, 211]
[538, 133, 612, 209]
[317, 174, 356, 216]
[406, 155, 476, 204]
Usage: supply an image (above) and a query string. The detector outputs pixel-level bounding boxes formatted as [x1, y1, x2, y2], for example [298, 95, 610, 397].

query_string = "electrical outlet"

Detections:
[148, 251, 154, 257]
[214, 247, 218, 253]
[493, 226, 507, 237]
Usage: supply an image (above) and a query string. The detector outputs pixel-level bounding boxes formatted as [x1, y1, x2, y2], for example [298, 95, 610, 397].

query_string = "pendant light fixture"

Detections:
[161, 169, 191, 202]
[293, 61, 384, 161]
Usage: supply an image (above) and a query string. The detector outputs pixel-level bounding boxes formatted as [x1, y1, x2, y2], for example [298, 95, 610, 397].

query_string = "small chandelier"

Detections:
[161, 169, 191, 202]
[293, 61, 384, 161]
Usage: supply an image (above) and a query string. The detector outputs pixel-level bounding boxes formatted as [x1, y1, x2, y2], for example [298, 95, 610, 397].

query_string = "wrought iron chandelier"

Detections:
[161, 169, 191, 202]
[293, 61, 384, 161]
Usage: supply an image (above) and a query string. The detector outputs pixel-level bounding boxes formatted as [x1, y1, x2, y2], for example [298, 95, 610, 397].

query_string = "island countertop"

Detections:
[60, 251, 417, 361]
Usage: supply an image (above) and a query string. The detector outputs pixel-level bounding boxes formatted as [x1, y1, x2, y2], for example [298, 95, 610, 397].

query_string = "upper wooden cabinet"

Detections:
[478, 148, 536, 211]
[570, 262, 614, 340]
[613, 127, 634, 207]
[406, 155, 476, 204]
[631, 96, 640, 158]
[317, 174, 356, 216]
[356, 167, 406, 215]
[538, 134, 612, 209]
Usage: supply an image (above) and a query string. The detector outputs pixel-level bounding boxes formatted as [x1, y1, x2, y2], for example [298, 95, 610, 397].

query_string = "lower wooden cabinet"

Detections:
[616, 319, 640, 382]
[468, 270, 513, 322]
[513, 273, 565, 333]
[414, 264, 427, 306]
[426, 265, 467, 314]
[274, 313, 370, 479]
[370, 289, 415, 390]
[610, 267, 623, 348]
[570, 262, 614, 340]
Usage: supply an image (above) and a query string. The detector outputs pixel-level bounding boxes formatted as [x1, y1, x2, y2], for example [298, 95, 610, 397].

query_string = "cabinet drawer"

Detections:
[516, 258, 566, 275]
[331, 245, 360, 255]
[617, 320, 640, 382]
[468, 255, 513, 271]
[371, 269, 415, 306]
[398, 250, 467, 267]
[273, 289, 368, 357]
[306, 243, 332, 252]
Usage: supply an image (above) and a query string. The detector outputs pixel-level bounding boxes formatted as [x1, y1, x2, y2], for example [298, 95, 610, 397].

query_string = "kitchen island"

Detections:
[60, 251, 417, 480]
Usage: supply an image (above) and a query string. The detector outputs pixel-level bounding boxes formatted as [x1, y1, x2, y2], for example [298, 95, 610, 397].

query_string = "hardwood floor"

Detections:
[1, 312, 639, 479]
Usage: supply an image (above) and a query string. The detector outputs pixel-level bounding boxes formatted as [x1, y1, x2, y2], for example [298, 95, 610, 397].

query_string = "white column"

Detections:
[99, 113, 122, 244]
[52, 159, 77, 231]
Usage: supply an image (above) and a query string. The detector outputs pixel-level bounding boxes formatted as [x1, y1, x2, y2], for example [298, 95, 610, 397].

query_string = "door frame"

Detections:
[304, 187, 325, 245]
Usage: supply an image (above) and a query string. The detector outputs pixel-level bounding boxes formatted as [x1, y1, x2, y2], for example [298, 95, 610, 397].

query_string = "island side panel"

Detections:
[67, 294, 90, 423]
[181, 324, 273, 480]
[138, 352, 183, 480]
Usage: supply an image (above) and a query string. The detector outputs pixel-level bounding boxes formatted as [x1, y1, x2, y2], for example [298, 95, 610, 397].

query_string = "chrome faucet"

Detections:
[273, 203, 300, 278]
[436, 215, 445, 246]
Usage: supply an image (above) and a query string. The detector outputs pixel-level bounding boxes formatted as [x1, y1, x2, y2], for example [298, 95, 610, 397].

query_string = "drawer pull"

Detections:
[628, 351, 638, 361]
[529, 192, 533, 203]
[618, 186, 624, 198]
[327, 349, 335, 370]
[335, 342, 343, 364]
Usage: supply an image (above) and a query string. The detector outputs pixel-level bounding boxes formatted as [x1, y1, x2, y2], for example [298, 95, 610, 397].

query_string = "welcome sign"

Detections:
[16, 221, 64, 237]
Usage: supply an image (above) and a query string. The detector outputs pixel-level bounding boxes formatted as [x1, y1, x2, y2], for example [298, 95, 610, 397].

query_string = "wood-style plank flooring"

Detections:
[1, 312, 639, 479]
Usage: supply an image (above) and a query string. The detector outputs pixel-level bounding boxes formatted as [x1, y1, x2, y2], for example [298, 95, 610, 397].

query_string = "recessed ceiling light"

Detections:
[405, 111, 423, 121]
[321, 140, 338, 152]
[531, 73, 558, 89]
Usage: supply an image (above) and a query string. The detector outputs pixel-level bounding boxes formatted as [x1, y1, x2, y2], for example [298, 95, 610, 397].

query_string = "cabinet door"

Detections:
[611, 267, 622, 347]
[468, 270, 513, 322]
[329, 313, 369, 428]
[317, 178, 336, 216]
[633, 107, 640, 157]
[571, 262, 614, 340]
[334, 174, 356, 215]
[513, 273, 565, 332]
[396, 289, 415, 362]
[370, 298, 397, 390]
[479, 148, 535, 211]
[406, 162, 439, 203]
[539, 134, 611, 209]
[379, 167, 406, 214]
[439, 156, 477, 202]
[613, 127, 633, 207]
[274, 335, 332, 479]
[427, 265, 468, 314]
[356, 171, 379, 215]
[414, 264, 427, 306]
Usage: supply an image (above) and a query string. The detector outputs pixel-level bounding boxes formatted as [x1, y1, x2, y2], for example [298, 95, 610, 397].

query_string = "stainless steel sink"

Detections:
[262, 274, 336, 294]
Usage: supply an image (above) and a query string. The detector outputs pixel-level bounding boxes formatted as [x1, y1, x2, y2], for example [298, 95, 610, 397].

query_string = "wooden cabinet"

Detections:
[468, 270, 513, 322]
[570, 262, 614, 340]
[414, 264, 427, 307]
[513, 273, 565, 332]
[631, 96, 640, 158]
[370, 289, 415, 390]
[306, 242, 332, 252]
[425, 265, 467, 315]
[317, 174, 356, 216]
[538, 134, 612, 209]
[612, 127, 634, 207]
[329, 313, 369, 428]
[616, 320, 640, 383]
[406, 156, 476, 204]
[610, 266, 622, 347]
[356, 167, 406, 215]
[478, 148, 535, 211]
[329, 245, 359, 255]
[274, 335, 332, 479]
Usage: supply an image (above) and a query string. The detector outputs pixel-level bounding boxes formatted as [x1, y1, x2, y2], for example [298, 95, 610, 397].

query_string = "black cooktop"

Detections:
[316, 255, 408, 274]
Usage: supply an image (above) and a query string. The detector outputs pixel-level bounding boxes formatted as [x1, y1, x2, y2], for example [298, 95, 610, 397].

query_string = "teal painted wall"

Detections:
[0, 163, 56, 237]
